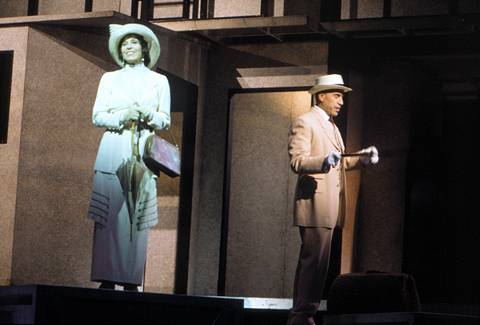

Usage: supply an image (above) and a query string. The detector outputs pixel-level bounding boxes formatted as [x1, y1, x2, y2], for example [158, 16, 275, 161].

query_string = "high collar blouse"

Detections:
[91, 64, 171, 173]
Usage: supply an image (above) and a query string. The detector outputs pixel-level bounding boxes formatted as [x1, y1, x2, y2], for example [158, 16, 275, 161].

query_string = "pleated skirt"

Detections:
[88, 171, 150, 285]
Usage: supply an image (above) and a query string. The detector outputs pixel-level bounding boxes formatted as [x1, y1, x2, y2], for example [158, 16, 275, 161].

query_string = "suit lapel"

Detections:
[312, 111, 344, 152]
[333, 124, 345, 153]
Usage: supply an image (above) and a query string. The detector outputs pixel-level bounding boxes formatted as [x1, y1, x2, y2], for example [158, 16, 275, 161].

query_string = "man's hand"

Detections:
[360, 146, 379, 164]
[324, 151, 341, 168]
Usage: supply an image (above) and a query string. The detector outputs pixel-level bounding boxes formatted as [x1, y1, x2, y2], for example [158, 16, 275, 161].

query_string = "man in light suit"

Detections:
[287, 74, 379, 325]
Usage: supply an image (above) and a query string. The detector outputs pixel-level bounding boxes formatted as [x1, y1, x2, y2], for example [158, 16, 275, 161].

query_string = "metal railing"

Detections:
[22, 0, 471, 22]
[131, 0, 274, 20]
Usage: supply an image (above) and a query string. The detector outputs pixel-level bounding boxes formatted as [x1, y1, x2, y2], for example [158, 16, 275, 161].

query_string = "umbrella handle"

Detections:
[131, 121, 141, 159]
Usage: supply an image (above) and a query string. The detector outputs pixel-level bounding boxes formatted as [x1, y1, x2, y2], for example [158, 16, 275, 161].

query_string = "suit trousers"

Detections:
[288, 226, 334, 325]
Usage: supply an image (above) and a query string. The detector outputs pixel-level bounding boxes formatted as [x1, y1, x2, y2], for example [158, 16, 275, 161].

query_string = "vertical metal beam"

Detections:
[192, 0, 199, 19]
[349, 0, 358, 19]
[0, 51, 13, 144]
[320, 0, 342, 21]
[141, 0, 154, 20]
[173, 86, 198, 295]
[208, 0, 215, 18]
[217, 91, 235, 296]
[383, 0, 392, 18]
[200, 0, 208, 18]
[261, 0, 273, 17]
[131, 0, 140, 18]
[182, 0, 191, 19]
[84, 0, 93, 12]
[27, 0, 38, 16]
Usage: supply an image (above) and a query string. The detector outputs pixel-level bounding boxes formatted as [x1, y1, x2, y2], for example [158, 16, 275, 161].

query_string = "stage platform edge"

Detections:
[0, 284, 244, 324]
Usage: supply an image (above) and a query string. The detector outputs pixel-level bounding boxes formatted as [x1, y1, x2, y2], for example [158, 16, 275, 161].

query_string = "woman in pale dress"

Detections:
[87, 23, 170, 291]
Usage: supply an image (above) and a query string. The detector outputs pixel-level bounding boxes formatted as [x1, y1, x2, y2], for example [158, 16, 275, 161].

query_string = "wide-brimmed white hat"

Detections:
[308, 74, 352, 94]
[108, 23, 160, 69]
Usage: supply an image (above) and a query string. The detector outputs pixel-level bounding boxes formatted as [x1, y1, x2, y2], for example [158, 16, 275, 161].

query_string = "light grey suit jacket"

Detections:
[288, 109, 361, 228]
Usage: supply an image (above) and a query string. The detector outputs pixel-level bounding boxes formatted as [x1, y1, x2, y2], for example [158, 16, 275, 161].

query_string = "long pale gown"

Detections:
[88, 63, 170, 285]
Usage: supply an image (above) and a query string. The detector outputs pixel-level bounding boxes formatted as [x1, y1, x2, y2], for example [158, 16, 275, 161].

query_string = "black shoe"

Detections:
[123, 284, 138, 292]
[99, 281, 115, 289]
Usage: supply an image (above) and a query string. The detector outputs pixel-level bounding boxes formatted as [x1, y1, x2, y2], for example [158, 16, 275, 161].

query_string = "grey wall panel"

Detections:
[225, 91, 309, 298]
[0, 27, 29, 286]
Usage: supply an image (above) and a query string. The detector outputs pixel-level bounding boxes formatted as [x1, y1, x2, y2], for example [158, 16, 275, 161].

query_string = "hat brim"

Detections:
[108, 24, 160, 69]
[309, 84, 352, 94]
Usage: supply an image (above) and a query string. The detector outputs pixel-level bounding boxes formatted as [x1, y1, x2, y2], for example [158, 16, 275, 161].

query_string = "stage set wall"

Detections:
[0, 5, 418, 300]
[0, 27, 28, 286]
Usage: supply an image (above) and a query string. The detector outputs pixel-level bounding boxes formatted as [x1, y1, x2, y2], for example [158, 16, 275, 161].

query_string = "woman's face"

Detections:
[121, 35, 143, 65]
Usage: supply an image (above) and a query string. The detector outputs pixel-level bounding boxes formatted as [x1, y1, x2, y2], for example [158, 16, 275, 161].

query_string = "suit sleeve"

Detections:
[288, 117, 329, 174]
[343, 155, 362, 170]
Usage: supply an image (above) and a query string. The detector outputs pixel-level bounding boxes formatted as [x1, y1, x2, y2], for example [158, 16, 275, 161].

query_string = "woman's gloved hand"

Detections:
[132, 103, 154, 121]
[119, 109, 140, 124]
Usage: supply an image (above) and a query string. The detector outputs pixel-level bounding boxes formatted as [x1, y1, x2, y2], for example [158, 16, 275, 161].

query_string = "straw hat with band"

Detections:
[309, 74, 352, 94]
[108, 23, 160, 69]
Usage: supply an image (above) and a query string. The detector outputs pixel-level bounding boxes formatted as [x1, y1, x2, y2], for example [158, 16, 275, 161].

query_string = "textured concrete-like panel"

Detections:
[231, 42, 328, 68]
[274, 0, 284, 16]
[214, 0, 261, 17]
[0, 0, 28, 17]
[0, 27, 28, 286]
[145, 228, 177, 292]
[226, 92, 292, 297]
[341, 0, 350, 19]
[284, 0, 320, 20]
[11, 27, 106, 286]
[154, 5, 183, 19]
[225, 91, 310, 298]
[159, 35, 204, 87]
[357, 0, 384, 18]
[38, 0, 84, 15]
[92, 0, 121, 12]
[342, 0, 461, 19]
[118, 0, 133, 15]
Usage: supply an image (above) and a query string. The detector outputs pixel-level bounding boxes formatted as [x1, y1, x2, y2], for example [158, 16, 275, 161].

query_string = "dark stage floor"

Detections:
[1, 285, 479, 324]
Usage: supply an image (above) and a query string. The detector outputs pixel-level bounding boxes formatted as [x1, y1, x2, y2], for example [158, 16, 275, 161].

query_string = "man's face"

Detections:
[316, 91, 344, 117]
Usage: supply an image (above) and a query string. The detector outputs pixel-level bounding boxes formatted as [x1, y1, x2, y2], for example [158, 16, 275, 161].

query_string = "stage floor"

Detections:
[1, 285, 479, 324]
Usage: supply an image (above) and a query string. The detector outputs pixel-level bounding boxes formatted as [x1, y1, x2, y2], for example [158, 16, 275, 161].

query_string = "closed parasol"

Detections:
[116, 121, 158, 241]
